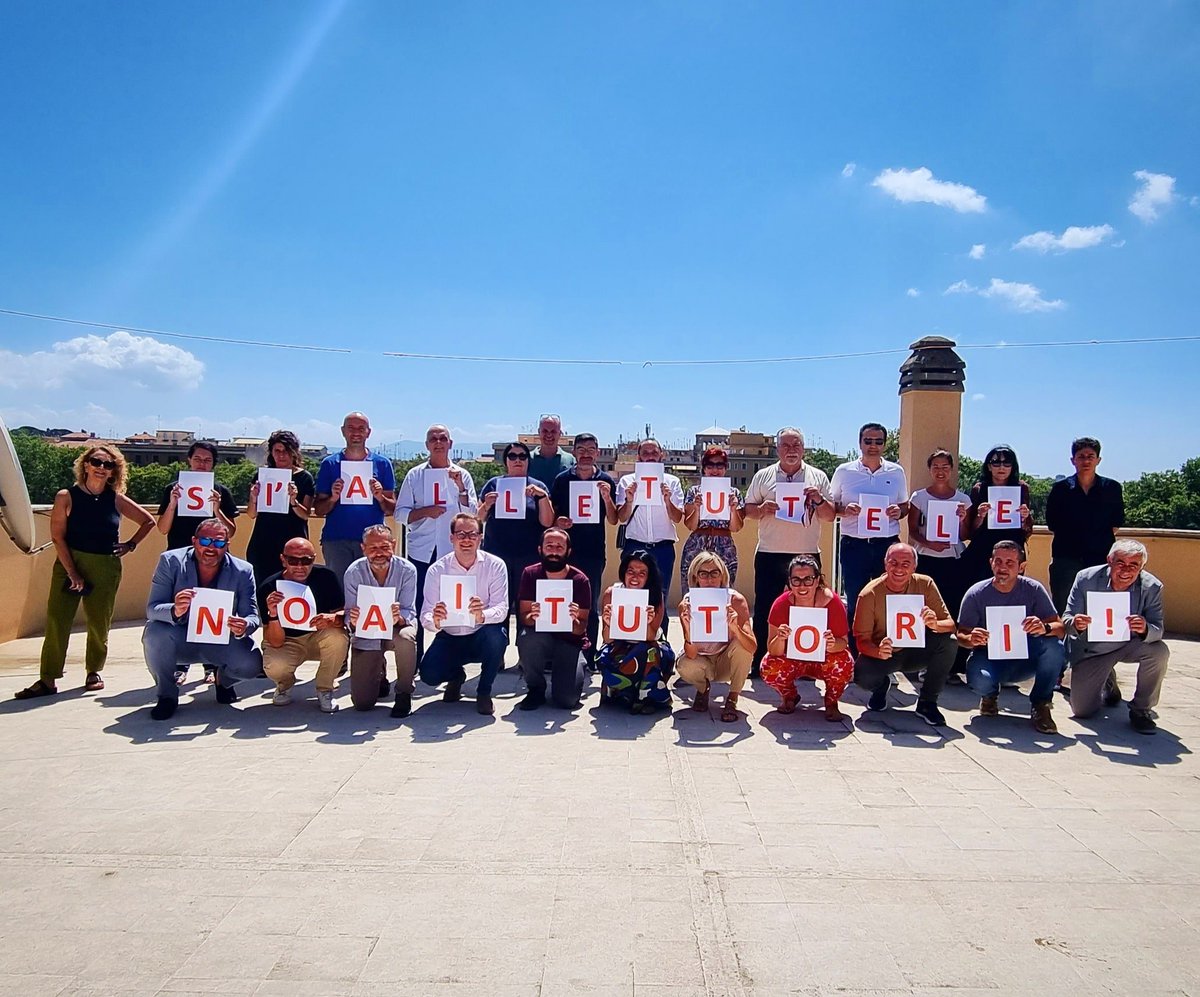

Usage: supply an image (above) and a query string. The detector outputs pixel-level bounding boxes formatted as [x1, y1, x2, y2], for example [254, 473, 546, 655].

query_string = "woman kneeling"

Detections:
[597, 549, 676, 714]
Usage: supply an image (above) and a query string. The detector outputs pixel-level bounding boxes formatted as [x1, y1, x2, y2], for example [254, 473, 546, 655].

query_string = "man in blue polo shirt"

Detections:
[313, 412, 396, 584]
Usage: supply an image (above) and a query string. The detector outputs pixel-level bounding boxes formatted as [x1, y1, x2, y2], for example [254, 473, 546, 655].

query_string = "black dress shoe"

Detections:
[1103, 674, 1122, 707]
[378, 676, 390, 698]
[391, 692, 412, 719]
[518, 691, 545, 711]
[443, 680, 463, 703]
[214, 683, 238, 705]
[151, 696, 178, 721]
[476, 695, 494, 716]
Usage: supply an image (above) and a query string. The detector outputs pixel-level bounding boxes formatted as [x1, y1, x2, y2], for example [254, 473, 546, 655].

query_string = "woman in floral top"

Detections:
[680, 446, 745, 596]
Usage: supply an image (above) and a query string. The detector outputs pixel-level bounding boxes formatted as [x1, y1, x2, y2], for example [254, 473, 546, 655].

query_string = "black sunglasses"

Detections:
[861, 437, 886, 446]
[506, 453, 531, 461]
[283, 555, 315, 566]
[988, 458, 1013, 466]
[87, 457, 117, 470]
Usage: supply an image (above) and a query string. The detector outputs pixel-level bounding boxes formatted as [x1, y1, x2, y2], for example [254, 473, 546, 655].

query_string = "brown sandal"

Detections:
[777, 694, 798, 715]
[720, 694, 740, 723]
[692, 685, 710, 712]
[14, 680, 57, 700]
[85, 672, 104, 691]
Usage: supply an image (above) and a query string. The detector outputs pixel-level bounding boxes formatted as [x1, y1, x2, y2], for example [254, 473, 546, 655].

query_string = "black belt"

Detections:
[626, 538, 674, 547]
[842, 535, 896, 545]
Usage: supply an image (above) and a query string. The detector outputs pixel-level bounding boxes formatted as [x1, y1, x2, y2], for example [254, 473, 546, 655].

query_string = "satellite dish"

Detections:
[0, 413, 38, 554]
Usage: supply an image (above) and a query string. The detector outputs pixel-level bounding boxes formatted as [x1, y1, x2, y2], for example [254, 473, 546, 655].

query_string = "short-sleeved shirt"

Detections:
[529, 447, 575, 489]
[958, 576, 1056, 632]
[831, 458, 908, 539]
[480, 475, 551, 563]
[517, 563, 591, 648]
[744, 462, 831, 554]
[257, 565, 345, 639]
[550, 466, 617, 565]
[158, 482, 240, 551]
[768, 590, 850, 639]
[852, 573, 949, 646]
[909, 487, 970, 559]
[684, 483, 746, 530]
[314, 450, 396, 543]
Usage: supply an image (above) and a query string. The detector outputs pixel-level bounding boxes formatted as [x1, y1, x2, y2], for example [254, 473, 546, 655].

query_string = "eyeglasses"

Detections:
[988, 458, 1013, 467]
[427, 434, 450, 444]
[789, 575, 818, 586]
[703, 464, 728, 471]
[507, 453, 530, 461]
[695, 569, 723, 581]
[86, 457, 117, 470]
[283, 555, 315, 566]
[197, 537, 229, 549]
[861, 438, 886, 446]
[452, 531, 481, 540]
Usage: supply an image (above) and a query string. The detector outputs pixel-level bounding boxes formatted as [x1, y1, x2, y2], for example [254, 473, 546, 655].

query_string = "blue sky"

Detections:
[1, 1, 1197, 481]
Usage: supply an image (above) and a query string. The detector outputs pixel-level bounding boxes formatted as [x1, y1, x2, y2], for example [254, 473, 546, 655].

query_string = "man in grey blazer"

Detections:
[1063, 539, 1169, 734]
[143, 519, 263, 721]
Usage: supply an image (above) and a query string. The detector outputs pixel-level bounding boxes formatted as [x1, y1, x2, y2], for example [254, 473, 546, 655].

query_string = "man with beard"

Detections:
[515, 528, 591, 711]
[343, 525, 419, 717]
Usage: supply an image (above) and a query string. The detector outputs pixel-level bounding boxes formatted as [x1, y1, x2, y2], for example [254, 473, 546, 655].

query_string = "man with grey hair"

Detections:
[343, 524, 419, 717]
[744, 426, 834, 672]
[1063, 539, 1169, 734]
[530, 413, 575, 486]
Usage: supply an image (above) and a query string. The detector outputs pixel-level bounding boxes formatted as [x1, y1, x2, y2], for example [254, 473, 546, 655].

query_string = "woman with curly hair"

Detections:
[245, 429, 315, 585]
[15, 444, 154, 699]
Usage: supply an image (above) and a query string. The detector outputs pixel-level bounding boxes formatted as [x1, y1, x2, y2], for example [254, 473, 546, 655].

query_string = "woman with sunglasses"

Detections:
[961, 444, 1033, 589]
[597, 548, 676, 714]
[676, 552, 754, 722]
[759, 554, 854, 720]
[244, 430, 315, 586]
[15, 445, 155, 700]
[478, 442, 555, 629]
[679, 446, 745, 597]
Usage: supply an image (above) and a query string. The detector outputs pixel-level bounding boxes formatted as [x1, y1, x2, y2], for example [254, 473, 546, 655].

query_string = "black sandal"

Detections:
[14, 680, 57, 700]
[85, 672, 105, 691]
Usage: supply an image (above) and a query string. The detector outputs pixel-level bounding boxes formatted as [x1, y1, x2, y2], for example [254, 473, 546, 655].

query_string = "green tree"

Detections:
[1124, 463, 1200, 529]
[11, 433, 83, 503]
[125, 463, 179, 504]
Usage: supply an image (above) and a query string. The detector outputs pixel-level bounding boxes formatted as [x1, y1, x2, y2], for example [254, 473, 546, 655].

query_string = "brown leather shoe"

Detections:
[1031, 701, 1058, 735]
[979, 695, 999, 717]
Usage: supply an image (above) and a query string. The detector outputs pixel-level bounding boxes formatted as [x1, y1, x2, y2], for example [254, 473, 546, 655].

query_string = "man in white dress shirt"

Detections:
[418, 513, 509, 716]
[616, 438, 685, 624]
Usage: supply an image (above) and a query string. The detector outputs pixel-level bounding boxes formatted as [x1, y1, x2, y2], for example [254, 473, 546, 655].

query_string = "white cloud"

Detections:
[1129, 170, 1176, 223]
[841, 162, 856, 178]
[943, 278, 1064, 312]
[1013, 224, 1115, 253]
[905, 287, 920, 298]
[969, 243, 986, 260]
[631, 404, 644, 411]
[971, 393, 986, 402]
[0, 332, 204, 392]
[872, 167, 987, 213]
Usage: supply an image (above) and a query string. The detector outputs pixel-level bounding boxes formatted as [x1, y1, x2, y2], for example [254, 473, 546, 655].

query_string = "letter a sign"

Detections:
[187, 588, 234, 644]
[354, 586, 394, 638]
[340, 460, 373, 506]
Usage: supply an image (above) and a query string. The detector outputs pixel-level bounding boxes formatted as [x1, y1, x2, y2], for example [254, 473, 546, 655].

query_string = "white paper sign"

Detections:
[440, 574, 477, 628]
[925, 500, 961, 545]
[987, 486, 1022, 530]
[353, 585, 394, 638]
[633, 462, 664, 506]
[699, 478, 732, 523]
[178, 471, 215, 516]
[886, 594, 926, 648]
[275, 579, 317, 632]
[495, 477, 526, 520]
[423, 468, 451, 509]
[610, 587, 650, 640]
[257, 468, 292, 514]
[534, 579, 574, 633]
[187, 588, 234, 644]
[689, 587, 730, 643]
[985, 605, 1029, 659]
[786, 605, 828, 661]
[858, 493, 890, 536]
[774, 482, 808, 523]
[339, 460, 373, 506]
[569, 481, 601, 524]
[1087, 591, 1131, 642]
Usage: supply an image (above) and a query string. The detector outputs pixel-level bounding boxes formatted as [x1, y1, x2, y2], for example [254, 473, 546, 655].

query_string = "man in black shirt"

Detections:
[258, 538, 348, 713]
[550, 433, 618, 670]
[1045, 437, 1125, 613]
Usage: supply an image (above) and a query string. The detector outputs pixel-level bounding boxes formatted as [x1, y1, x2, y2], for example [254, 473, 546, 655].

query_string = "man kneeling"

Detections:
[260, 538, 349, 713]
[516, 528, 591, 711]
[957, 541, 1066, 734]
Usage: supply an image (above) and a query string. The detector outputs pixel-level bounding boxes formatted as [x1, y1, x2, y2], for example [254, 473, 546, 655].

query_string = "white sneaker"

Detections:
[317, 690, 338, 713]
[271, 687, 291, 707]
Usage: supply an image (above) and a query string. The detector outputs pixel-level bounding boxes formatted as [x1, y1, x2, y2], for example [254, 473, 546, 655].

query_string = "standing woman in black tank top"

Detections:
[14, 445, 155, 700]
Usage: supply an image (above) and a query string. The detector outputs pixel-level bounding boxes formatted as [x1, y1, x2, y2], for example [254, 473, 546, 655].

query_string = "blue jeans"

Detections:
[967, 636, 1066, 706]
[419, 624, 507, 697]
[839, 536, 893, 642]
[142, 621, 264, 699]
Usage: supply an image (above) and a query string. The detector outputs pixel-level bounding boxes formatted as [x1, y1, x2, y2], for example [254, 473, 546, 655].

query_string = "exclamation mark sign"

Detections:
[1105, 608, 1114, 636]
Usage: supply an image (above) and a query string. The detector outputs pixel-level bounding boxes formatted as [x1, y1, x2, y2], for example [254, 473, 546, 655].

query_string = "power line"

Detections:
[2, 306, 1198, 366]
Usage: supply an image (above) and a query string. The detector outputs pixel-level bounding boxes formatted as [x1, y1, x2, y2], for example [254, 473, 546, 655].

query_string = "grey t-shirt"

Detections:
[959, 576, 1056, 630]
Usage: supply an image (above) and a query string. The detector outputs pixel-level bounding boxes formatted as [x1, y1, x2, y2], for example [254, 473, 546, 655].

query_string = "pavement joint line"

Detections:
[666, 729, 750, 997]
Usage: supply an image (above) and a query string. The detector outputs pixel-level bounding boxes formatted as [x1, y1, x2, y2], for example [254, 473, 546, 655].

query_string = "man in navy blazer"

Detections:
[143, 519, 263, 720]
